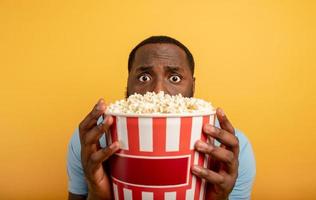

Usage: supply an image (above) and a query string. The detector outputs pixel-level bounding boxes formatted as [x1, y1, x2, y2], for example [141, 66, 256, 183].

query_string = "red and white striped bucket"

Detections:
[106, 112, 215, 200]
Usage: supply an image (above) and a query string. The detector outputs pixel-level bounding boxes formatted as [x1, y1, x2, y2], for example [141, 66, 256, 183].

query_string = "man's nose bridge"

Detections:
[153, 77, 165, 93]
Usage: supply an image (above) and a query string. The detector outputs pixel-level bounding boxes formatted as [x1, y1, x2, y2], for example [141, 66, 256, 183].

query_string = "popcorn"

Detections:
[106, 91, 214, 114]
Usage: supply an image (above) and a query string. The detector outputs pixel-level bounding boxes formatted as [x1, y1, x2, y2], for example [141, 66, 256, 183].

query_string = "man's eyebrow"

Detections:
[135, 66, 153, 73]
[165, 66, 184, 73]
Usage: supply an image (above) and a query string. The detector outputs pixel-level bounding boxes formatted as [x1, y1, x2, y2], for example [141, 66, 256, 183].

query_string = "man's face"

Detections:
[127, 43, 195, 97]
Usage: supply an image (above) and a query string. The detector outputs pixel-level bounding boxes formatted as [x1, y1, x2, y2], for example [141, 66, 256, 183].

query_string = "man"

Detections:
[67, 36, 256, 200]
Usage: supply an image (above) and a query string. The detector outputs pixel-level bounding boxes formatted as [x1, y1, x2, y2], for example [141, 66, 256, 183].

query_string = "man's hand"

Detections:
[192, 108, 239, 200]
[79, 99, 120, 200]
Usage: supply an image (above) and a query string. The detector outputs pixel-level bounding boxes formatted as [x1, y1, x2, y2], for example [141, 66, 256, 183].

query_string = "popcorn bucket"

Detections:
[106, 112, 215, 200]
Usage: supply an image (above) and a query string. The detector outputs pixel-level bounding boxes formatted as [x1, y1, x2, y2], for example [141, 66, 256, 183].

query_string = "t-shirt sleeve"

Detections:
[229, 129, 256, 200]
[67, 128, 88, 195]
[67, 117, 107, 195]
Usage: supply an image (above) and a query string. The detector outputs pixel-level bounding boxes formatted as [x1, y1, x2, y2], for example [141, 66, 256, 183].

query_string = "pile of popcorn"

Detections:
[106, 91, 214, 114]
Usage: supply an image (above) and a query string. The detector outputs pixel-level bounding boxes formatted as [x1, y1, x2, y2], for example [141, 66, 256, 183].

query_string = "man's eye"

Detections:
[169, 75, 181, 83]
[138, 75, 151, 82]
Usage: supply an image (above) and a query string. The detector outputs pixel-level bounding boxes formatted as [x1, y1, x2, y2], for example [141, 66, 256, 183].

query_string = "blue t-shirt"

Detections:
[67, 119, 256, 199]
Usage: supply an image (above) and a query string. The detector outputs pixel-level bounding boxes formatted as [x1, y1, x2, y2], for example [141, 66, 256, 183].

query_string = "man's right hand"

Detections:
[79, 99, 120, 200]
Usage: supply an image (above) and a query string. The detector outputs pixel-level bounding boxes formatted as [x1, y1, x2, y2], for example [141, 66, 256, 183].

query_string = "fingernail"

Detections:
[102, 115, 109, 124]
[109, 142, 120, 150]
[218, 108, 225, 117]
[192, 165, 201, 173]
[97, 104, 106, 111]
[209, 125, 217, 133]
[96, 98, 105, 109]
[204, 124, 211, 132]
[196, 141, 208, 150]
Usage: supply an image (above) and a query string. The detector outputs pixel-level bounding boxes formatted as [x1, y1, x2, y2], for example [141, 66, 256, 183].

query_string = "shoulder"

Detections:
[67, 128, 88, 195]
[68, 116, 107, 153]
[66, 117, 107, 195]
[68, 128, 81, 159]
[215, 120, 256, 199]
[235, 129, 256, 179]
[231, 129, 256, 199]
[215, 120, 256, 175]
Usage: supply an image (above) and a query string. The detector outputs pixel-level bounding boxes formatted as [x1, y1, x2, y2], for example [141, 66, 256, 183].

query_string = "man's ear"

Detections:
[126, 75, 131, 98]
[192, 77, 195, 96]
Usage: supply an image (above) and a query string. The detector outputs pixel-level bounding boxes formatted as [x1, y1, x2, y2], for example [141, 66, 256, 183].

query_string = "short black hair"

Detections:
[128, 36, 195, 75]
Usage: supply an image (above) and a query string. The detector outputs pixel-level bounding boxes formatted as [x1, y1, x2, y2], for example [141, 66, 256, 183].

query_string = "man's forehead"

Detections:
[132, 43, 189, 69]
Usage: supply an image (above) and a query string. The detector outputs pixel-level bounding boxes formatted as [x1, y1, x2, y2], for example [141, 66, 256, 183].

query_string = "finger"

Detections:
[203, 124, 239, 157]
[79, 98, 106, 134]
[216, 108, 235, 134]
[83, 115, 113, 147]
[195, 140, 237, 173]
[81, 116, 113, 164]
[86, 108, 107, 132]
[191, 165, 225, 185]
[82, 99, 106, 130]
[88, 142, 120, 172]
[203, 124, 239, 149]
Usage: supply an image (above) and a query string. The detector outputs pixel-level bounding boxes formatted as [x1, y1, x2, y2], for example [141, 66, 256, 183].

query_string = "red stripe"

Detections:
[110, 155, 189, 186]
[153, 118, 166, 154]
[198, 153, 205, 169]
[111, 116, 118, 144]
[126, 117, 139, 154]
[132, 189, 141, 199]
[106, 131, 111, 147]
[179, 117, 192, 153]
[176, 189, 186, 200]
[154, 191, 164, 200]
[201, 116, 210, 142]
[188, 151, 195, 188]
[194, 181, 202, 200]
[117, 182, 124, 200]
[199, 117, 209, 166]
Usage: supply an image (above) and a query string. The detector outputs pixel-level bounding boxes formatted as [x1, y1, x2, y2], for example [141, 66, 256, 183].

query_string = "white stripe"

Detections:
[138, 117, 153, 152]
[200, 148, 210, 200]
[199, 154, 208, 200]
[117, 116, 129, 150]
[142, 192, 153, 199]
[113, 183, 119, 200]
[123, 188, 132, 199]
[186, 151, 199, 200]
[190, 116, 203, 149]
[185, 176, 196, 200]
[112, 176, 188, 188]
[199, 179, 206, 200]
[209, 114, 215, 126]
[166, 117, 181, 151]
[165, 191, 177, 200]
[115, 153, 189, 159]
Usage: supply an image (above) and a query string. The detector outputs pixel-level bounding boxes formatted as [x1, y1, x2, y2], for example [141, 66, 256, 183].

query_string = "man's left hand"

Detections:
[192, 108, 239, 200]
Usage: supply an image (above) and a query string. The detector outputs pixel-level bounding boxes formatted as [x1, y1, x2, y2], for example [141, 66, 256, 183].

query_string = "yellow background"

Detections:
[0, 0, 315, 199]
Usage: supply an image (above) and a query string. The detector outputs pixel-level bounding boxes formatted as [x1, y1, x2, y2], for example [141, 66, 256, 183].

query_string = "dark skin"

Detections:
[126, 43, 195, 97]
[69, 43, 239, 200]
